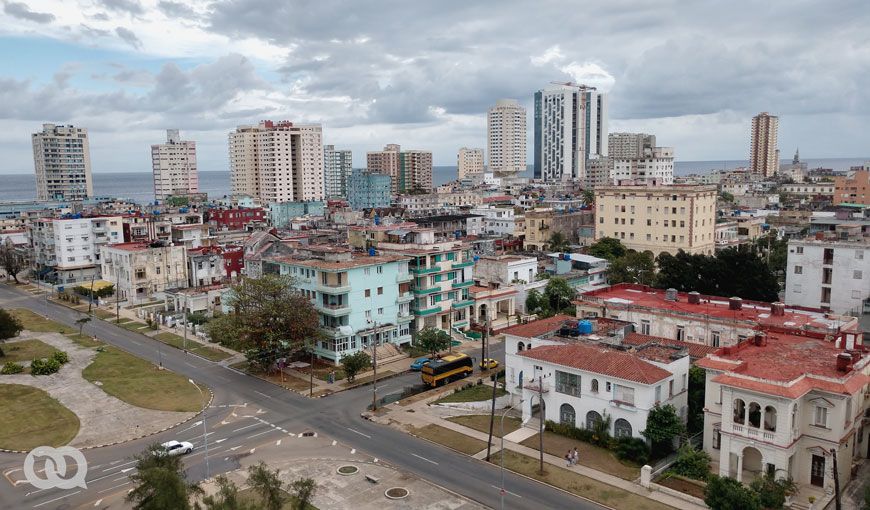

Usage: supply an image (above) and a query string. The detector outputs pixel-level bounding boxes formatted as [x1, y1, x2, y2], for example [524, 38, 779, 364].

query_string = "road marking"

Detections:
[246, 428, 277, 440]
[373, 458, 378, 463]
[98, 481, 130, 494]
[249, 448, 256, 454]
[350, 449, 356, 454]
[276, 439, 282, 446]
[93, 499, 102, 507]
[111, 475, 127, 482]
[231, 422, 262, 433]
[331, 440, 337, 446]
[33, 491, 81, 508]
[253, 391, 273, 400]
[102, 460, 136, 472]
[214, 438, 227, 444]
[346, 428, 371, 439]
[184, 361, 197, 368]
[120, 468, 135, 474]
[412, 453, 439, 465]
[490, 484, 521, 498]
[229, 446, 242, 451]
[256, 408, 266, 414]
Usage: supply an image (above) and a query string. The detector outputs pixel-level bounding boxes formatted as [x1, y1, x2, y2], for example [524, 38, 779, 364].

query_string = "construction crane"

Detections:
[549, 81, 596, 91]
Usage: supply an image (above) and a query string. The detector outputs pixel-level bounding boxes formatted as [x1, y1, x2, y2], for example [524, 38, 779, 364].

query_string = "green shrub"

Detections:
[30, 357, 61, 376]
[1, 361, 24, 374]
[704, 475, 760, 510]
[671, 444, 712, 481]
[613, 436, 650, 465]
[51, 351, 69, 365]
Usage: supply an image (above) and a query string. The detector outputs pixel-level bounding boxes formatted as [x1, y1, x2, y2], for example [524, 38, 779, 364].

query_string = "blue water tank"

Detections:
[577, 320, 593, 335]
[562, 253, 571, 261]
[473, 255, 480, 262]
[368, 247, 376, 256]
[374, 215, 380, 225]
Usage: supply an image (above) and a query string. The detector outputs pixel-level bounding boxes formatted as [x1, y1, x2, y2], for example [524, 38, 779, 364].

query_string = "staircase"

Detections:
[373, 343, 407, 366]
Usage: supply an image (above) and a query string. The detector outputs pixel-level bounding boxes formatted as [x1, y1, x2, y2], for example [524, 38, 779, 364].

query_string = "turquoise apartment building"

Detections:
[263, 245, 412, 364]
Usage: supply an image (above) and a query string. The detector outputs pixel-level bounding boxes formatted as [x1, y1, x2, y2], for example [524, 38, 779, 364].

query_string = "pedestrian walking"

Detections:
[565, 451, 572, 467]
[572, 447, 579, 465]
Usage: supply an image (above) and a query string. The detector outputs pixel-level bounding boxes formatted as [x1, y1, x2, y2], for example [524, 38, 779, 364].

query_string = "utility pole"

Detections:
[182, 295, 188, 351]
[538, 375, 545, 475]
[114, 263, 120, 324]
[309, 343, 314, 398]
[485, 313, 497, 461]
[370, 319, 378, 411]
[831, 447, 842, 510]
[86, 273, 96, 316]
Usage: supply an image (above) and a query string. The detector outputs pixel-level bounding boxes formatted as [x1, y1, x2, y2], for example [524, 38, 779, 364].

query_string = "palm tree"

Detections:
[581, 189, 595, 207]
[247, 461, 285, 510]
[546, 232, 571, 253]
[127, 444, 202, 510]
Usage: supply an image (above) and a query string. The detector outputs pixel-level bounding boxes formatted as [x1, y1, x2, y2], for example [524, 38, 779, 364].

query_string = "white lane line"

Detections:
[411, 453, 439, 465]
[490, 484, 522, 498]
[97, 481, 131, 494]
[93, 499, 102, 507]
[276, 439, 282, 446]
[32, 491, 81, 508]
[184, 361, 197, 368]
[231, 422, 262, 433]
[111, 475, 127, 482]
[101, 460, 136, 472]
[246, 428, 278, 440]
[214, 438, 227, 444]
[346, 427, 371, 439]
[253, 390, 274, 400]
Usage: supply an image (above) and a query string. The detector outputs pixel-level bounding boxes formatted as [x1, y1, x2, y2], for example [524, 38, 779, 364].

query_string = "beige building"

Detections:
[487, 99, 527, 174]
[594, 184, 717, 256]
[367, 144, 432, 193]
[100, 241, 188, 304]
[152, 129, 198, 201]
[457, 147, 484, 178]
[834, 169, 870, 205]
[229, 120, 324, 203]
[749, 112, 779, 178]
[523, 208, 593, 251]
[32, 123, 93, 201]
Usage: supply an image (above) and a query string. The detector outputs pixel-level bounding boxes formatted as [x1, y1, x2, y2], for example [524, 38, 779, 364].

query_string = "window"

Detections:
[814, 406, 828, 428]
[614, 418, 632, 438]
[614, 384, 635, 405]
[669, 380, 674, 397]
[377, 286, 384, 295]
[856, 249, 864, 260]
[654, 385, 661, 402]
[711, 331, 720, 347]
[365, 310, 372, 319]
[681, 373, 687, 391]
[364, 267, 370, 275]
[606, 382, 611, 392]
[796, 246, 803, 254]
[854, 270, 863, 280]
[365, 289, 371, 298]
[555, 371, 581, 397]
[676, 326, 685, 342]
[377, 307, 384, 315]
[591, 379, 599, 392]
[712, 428, 721, 449]
[377, 265, 383, 274]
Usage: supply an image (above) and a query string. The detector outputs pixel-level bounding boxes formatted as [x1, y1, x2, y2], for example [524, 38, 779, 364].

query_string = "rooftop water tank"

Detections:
[577, 320, 593, 335]
[368, 247, 376, 256]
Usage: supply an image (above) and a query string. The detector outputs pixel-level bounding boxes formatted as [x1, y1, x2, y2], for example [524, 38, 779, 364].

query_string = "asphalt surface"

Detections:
[0, 285, 605, 510]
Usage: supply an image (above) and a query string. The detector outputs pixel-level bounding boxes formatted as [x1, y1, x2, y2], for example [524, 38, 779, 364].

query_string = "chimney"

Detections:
[771, 302, 786, 316]
[836, 353, 852, 372]
[849, 350, 862, 363]
[688, 291, 701, 305]
[729, 297, 743, 310]
[665, 288, 678, 302]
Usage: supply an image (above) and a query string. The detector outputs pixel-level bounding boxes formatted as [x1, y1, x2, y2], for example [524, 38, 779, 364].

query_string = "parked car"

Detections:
[410, 357, 431, 371]
[158, 440, 194, 456]
[479, 358, 499, 370]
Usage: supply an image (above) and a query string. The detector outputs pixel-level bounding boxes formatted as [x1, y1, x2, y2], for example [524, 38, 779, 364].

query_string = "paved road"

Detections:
[0, 285, 602, 510]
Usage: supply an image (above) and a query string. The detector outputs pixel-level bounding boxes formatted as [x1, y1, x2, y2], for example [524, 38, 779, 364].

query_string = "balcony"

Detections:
[318, 302, 350, 316]
[397, 292, 414, 303]
[397, 272, 412, 283]
[410, 266, 441, 275]
[452, 299, 475, 309]
[413, 286, 440, 295]
[414, 305, 442, 317]
[452, 280, 474, 289]
[452, 260, 474, 269]
[397, 313, 413, 323]
[317, 282, 351, 294]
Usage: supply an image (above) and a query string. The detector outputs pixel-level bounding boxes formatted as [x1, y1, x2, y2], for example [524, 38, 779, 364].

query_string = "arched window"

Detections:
[764, 405, 777, 432]
[560, 404, 576, 427]
[586, 410, 603, 430]
[614, 418, 632, 438]
[517, 341, 525, 352]
[591, 379, 599, 393]
[790, 404, 797, 430]
[733, 399, 746, 424]
[748, 402, 761, 428]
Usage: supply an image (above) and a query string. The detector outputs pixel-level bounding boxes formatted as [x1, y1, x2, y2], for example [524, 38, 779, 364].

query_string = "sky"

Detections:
[0, 0, 868, 175]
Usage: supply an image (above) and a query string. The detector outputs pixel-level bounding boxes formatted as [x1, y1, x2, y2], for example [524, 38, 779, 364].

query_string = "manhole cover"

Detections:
[301, 431, 316, 437]
[385, 487, 409, 500]
[337, 465, 359, 475]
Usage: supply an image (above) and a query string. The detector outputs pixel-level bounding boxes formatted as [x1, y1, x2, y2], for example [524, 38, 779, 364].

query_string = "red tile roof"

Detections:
[520, 344, 672, 384]
[623, 333, 718, 360]
[499, 315, 573, 338]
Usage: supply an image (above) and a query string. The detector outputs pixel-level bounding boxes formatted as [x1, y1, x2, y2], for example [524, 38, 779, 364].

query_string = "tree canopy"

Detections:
[587, 237, 627, 261]
[0, 238, 23, 284]
[341, 350, 371, 382]
[655, 248, 779, 302]
[416, 327, 451, 357]
[544, 277, 576, 315]
[546, 232, 571, 253]
[127, 444, 202, 510]
[0, 308, 22, 341]
[642, 404, 685, 458]
[606, 250, 656, 286]
[704, 475, 761, 510]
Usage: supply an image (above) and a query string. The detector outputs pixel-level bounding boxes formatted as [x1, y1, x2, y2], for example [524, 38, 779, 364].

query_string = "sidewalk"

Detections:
[376, 397, 706, 510]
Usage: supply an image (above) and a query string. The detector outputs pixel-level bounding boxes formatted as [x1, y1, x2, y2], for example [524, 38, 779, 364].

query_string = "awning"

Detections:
[387, 229, 410, 236]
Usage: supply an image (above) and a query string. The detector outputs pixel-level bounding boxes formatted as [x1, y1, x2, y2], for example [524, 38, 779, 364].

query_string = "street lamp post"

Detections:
[188, 379, 210, 479]
[500, 400, 522, 510]
[368, 319, 379, 411]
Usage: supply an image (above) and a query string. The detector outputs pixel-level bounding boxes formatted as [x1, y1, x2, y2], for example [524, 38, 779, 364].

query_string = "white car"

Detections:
[159, 440, 194, 456]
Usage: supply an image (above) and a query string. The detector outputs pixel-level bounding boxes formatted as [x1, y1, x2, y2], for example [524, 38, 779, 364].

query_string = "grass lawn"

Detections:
[65, 333, 104, 348]
[82, 347, 208, 412]
[0, 339, 59, 363]
[491, 450, 674, 510]
[434, 383, 507, 404]
[10, 309, 69, 333]
[238, 487, 317, 510]
[409, 424, 489, 455]
[445, 414, 522, 438]
[93, 309, 116, 320]
[152, 332, 233, 362]
[0, 384, 80, 450]
[520, 431, 640, 480]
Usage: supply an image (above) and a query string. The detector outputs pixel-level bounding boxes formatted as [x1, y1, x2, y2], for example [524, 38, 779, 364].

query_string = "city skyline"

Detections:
[0, 1, 868, 176]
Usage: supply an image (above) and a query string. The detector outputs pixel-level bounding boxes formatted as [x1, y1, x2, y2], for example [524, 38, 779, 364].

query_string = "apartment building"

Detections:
[523, 208, 594, 251]
[346, 169, 391, 210]
[348, 225, 475, 334]
[502, 316, 690, 440]
[533, 86, 607, 181]
[395, 194, 440, 216]
[122, 210, 203, 243]
[152, 129, 198, 201]
[834, 169, 870, 205]
[207, 207, 267, 232]
[576, 283, 862, 349]
[29, 216, 123, 284]
[457, 147, 484, 178]
[323, 145, 352, 198]
[785, 233, 870, 315]
[594, 184, 717, 256]
[698, 331, 868, 499]
[487, 99, 527, 175]
[32, 123, 93, 201]
[608, 133, 656, 159]
[187, 246, 226, 288]
[262, 245, 412, 364]
[749, 112, 779, 178]
[100, 242, 188, 304]
[366, 144, 433, 193]
[470, 205, 519, 236]
[229, 120, 324, 203]
[267, 201, 326, 228]
[611, 146, 674, 185]
[436, 189, 483, 209]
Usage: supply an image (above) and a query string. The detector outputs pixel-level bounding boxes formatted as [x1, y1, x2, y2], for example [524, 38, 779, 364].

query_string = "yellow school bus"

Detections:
[421, 353, 473, 387]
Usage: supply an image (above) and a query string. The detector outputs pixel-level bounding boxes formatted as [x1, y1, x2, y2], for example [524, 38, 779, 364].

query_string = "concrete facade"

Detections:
[100, 242, 188, 304]
[152, 130, 198, 201]
[323, 145, 352, 198]
[32, 123, 93, 201]
[487, 99, 527, 174]
[750, 112, 779, 178]
[457, 147, 484, 179]
[30, 216, 123, 284]
[785, 236, 870, 315]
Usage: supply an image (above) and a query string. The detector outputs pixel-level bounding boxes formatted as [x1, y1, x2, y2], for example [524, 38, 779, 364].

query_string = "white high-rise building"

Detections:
[487, 99, 527, 174]
[229, 120, 324, 203]
[533, 86, 607, 182]
[323, 145, 353, 198]
[151, 129, 198, 201]
[457, 147, 484, 179]
[608, 133, 656, 159]
[750, 112, 779, 178]
[32, 123, 93, 201]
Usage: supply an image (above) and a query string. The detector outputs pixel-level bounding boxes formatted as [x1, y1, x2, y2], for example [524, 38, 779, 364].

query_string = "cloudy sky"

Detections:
[0, 0, 868, 175]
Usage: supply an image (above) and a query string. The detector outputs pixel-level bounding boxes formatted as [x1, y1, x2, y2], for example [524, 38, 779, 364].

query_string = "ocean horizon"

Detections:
[2, 157, 866, 204]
